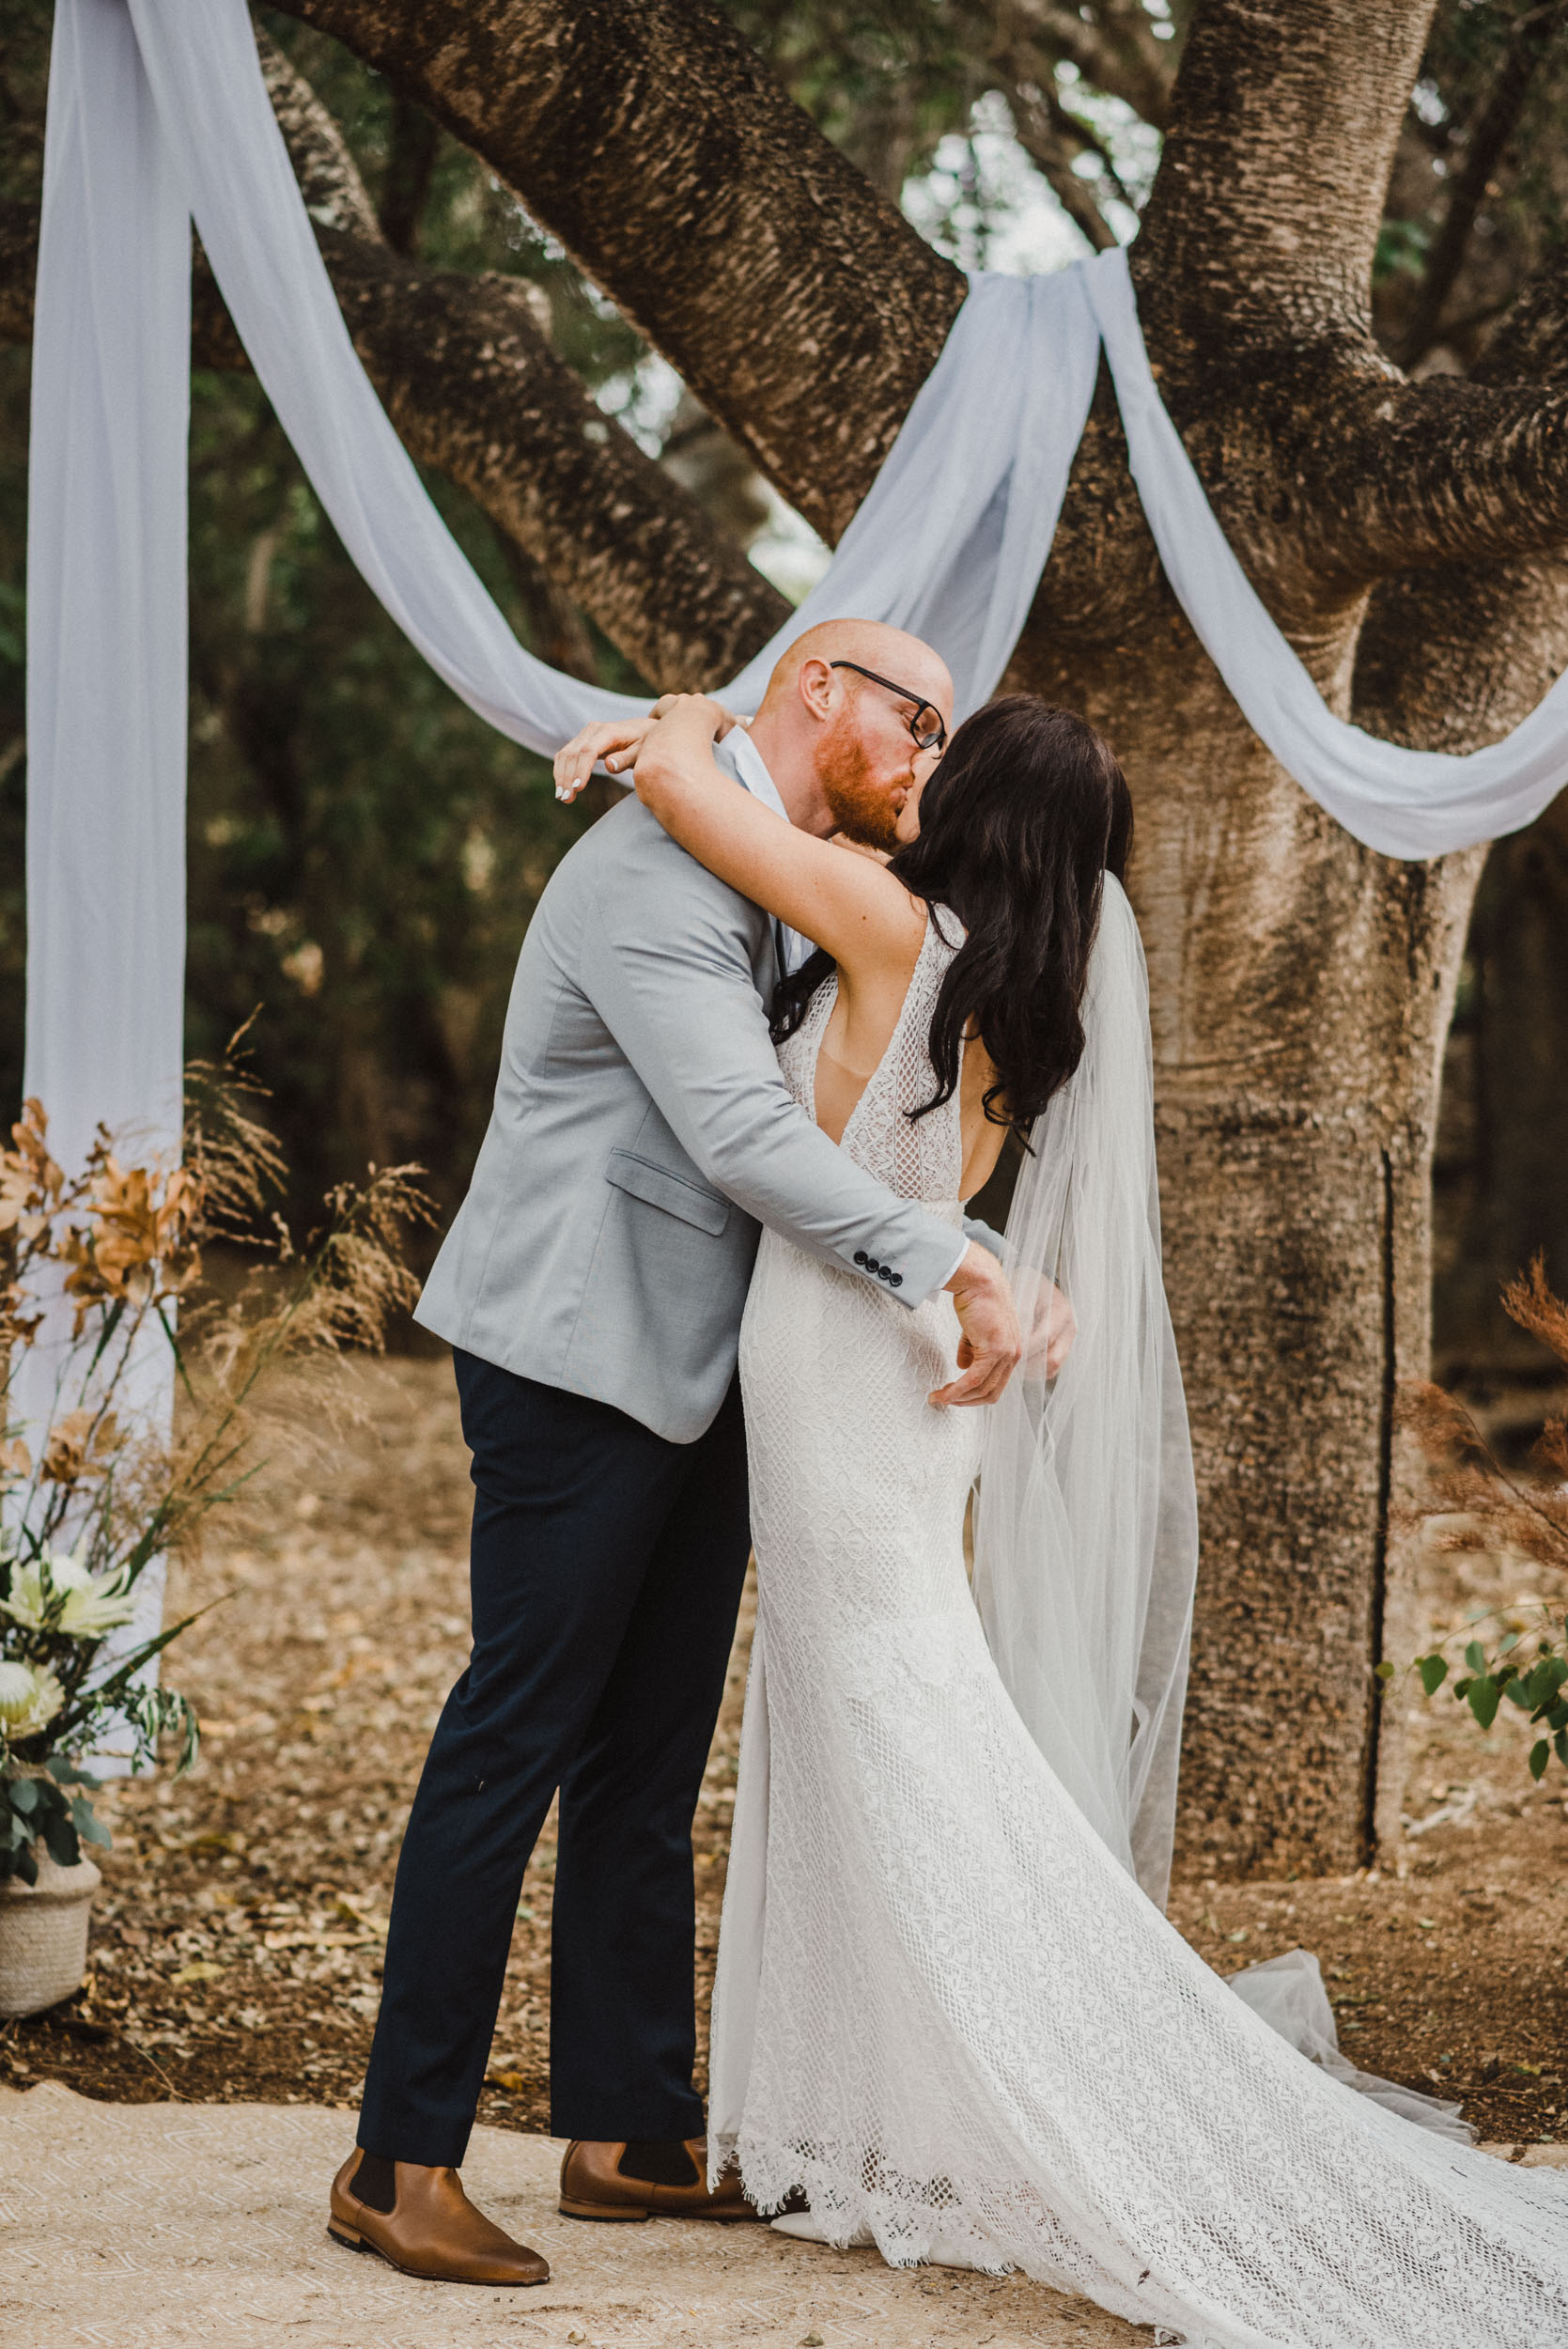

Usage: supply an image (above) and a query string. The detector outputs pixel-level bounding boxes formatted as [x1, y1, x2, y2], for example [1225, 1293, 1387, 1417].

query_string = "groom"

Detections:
[329, 620, 1022, 2284]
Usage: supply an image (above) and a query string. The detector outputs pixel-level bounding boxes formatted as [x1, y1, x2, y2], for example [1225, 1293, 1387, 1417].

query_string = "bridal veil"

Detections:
[973, 872, 1198, 1911]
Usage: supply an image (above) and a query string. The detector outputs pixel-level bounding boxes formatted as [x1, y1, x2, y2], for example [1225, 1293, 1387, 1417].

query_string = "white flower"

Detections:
[0, 1659, 65, 1737]
[0, 1546, 137, 1640]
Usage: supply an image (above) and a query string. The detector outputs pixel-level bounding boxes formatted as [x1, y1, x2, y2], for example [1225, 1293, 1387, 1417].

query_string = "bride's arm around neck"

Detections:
[628, 695, 927, 986]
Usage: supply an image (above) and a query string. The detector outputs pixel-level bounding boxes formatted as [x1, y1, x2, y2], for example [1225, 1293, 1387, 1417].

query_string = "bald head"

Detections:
[745, 617, 953, 847]
[756, 618, 953, 728]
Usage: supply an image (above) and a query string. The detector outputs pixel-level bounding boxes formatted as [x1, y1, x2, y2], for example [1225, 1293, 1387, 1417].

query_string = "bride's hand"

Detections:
[554, 695, 748, 804]
[553, 713, 656, 803]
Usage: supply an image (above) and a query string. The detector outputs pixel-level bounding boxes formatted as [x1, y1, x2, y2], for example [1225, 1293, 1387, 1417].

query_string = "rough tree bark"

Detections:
[20, 0, 1568, 1872]
[267, 0, 970, 544]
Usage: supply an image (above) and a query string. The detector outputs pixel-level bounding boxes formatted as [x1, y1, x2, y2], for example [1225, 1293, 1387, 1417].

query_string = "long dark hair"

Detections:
[771, 696, 1133, 1132]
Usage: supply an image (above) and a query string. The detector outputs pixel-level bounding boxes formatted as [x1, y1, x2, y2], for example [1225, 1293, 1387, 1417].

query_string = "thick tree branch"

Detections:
[1026, 4, 1568, 630]
[1302, 368, 1568, 586]
[1136, 0, 1435, 352]
[1299, 229, 1568, 590]
[1003, 7, 1443, 656]
[318, 229, 789, 685]
[268, 0, 967, 544]
[1355, 223, 1568, 760]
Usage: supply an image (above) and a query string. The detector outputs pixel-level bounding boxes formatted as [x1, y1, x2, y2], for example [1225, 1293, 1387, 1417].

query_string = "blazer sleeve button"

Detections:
[853, 1251, 868, 1268]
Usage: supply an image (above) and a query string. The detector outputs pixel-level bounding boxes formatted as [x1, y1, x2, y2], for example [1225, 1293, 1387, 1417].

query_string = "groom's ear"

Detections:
[797, 657, 837, 723]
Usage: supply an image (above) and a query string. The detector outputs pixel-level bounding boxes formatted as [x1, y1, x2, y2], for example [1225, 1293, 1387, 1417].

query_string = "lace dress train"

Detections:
[709, 912, 1568, 2349]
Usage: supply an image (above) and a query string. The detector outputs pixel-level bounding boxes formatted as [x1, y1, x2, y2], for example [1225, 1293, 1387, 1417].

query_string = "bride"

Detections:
[567, 686, 1567, 2348]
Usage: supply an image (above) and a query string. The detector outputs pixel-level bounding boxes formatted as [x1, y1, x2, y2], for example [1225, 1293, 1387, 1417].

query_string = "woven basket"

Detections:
[0, 1843, 101, 2018]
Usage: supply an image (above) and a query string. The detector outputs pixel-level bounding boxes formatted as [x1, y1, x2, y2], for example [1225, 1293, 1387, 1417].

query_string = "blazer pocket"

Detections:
[604, 1147, 730, 1236]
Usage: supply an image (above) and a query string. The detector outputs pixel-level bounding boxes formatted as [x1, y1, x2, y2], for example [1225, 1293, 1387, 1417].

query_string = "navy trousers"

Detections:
[357, 1350, 752, 2167]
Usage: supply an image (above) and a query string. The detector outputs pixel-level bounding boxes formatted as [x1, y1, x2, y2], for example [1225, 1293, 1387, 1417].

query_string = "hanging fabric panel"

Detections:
[1085, 251, 1568, 859]
[18, 0, 189, 1759]
[24, 0, 189, 1174]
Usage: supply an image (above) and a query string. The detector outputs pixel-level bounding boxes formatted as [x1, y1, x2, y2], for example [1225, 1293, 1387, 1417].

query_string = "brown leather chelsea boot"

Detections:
[558, 2137, 759, 2222]
[329, 2150, 550, 2283]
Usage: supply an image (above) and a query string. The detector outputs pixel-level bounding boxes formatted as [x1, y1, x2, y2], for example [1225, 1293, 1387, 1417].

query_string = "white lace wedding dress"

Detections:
[709, 910, 1568, 2349]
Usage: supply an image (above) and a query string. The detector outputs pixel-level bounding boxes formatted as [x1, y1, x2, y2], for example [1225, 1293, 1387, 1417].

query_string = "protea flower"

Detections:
[0, 1546, 137, 1639]
[0, 1659, 66, 1737]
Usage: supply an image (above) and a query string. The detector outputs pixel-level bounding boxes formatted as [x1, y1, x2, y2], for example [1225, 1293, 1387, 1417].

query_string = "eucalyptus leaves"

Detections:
[1, 1757, 108, 1885]
[1394, 1255, 1568, 1793]
[1413, 1629, 1568, 1786]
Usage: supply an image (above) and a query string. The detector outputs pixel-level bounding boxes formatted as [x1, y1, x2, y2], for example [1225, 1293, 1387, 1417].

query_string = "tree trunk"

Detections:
[263, 0, 1568, 1872]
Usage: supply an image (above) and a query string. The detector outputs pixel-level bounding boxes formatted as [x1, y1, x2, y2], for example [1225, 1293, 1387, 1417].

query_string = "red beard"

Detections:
[817, 714, 906, 853]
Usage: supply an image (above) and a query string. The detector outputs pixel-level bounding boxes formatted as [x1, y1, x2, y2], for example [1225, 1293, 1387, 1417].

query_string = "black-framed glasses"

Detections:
[829, 660, 947, 754]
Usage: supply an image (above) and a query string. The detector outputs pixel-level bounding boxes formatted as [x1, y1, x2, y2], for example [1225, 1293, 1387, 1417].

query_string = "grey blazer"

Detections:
[414, 792, 975, 1442]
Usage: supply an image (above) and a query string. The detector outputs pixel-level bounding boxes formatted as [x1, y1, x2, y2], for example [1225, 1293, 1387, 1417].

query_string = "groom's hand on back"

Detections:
[931, 1243, 1023, 1408]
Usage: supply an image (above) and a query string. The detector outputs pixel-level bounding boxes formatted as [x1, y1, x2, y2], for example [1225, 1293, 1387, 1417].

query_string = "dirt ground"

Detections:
[3, 1355, 1563, 2151]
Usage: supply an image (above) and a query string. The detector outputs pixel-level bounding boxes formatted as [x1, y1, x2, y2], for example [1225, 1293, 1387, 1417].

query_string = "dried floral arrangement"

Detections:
[1, 1051, 430, 1882]
[1391, 1256, 1568, 1787]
